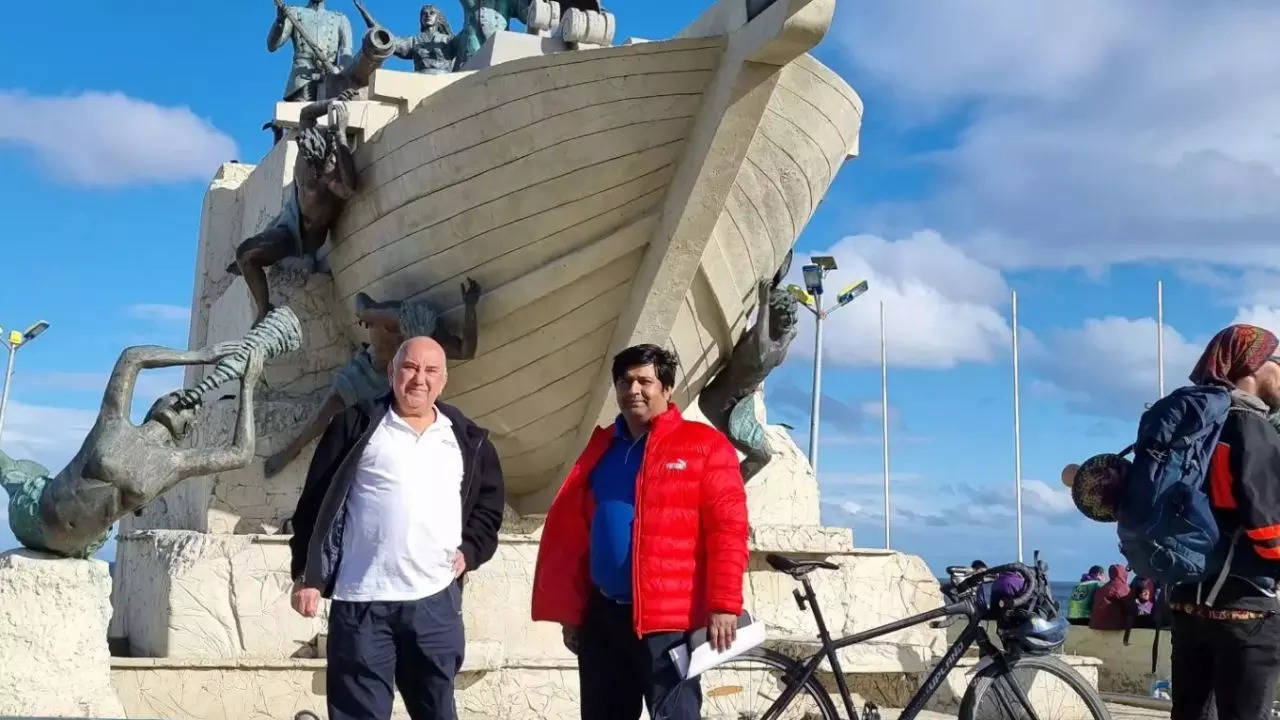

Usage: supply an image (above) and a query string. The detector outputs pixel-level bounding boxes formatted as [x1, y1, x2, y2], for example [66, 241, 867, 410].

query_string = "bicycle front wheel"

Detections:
[698, 647, 839, 720]
[959, 654, 1111, 720]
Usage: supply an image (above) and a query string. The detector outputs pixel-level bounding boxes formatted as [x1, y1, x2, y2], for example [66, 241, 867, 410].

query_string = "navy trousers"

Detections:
[327, 583, 465, 720]
[578, 592, 701, 720]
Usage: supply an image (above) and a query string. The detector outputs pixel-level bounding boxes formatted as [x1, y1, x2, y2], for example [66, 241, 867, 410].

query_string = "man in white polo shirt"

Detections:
[288, 336, 505, 720]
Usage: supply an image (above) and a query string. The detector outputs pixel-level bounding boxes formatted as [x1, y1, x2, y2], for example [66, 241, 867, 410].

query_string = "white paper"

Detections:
[669, 620, 767, 679]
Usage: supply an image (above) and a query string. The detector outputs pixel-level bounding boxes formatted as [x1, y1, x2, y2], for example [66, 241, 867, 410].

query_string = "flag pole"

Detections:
[1012, 290, 1024, 564]
[1157, 281, 1165, 398]
[881, 301, 891, 549]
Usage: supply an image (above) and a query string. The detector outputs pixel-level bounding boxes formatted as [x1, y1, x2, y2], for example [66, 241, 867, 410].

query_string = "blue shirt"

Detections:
[588, 416, 647, 602]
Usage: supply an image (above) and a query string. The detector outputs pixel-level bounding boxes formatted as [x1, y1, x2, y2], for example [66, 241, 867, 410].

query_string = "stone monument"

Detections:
[47, 1, 990, 717]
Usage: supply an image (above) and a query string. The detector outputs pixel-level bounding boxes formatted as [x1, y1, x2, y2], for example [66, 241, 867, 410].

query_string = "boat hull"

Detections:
[328, 30, 861, 508]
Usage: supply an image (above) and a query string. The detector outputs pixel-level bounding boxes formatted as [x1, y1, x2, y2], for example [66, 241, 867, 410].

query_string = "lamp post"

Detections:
[0, 320, 51, 445]
[787, 256, 868, 476]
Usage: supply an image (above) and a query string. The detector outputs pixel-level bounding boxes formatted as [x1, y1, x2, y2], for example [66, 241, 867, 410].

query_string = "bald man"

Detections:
[288, 336, 505, 720]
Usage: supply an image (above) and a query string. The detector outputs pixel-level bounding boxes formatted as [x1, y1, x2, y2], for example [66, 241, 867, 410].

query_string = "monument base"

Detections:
[0, 550, 125, 717]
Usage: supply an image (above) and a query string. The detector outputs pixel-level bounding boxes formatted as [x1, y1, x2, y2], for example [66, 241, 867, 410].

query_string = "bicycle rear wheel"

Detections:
[959, 654, 1111, 720]
[698, 647, 839, 720]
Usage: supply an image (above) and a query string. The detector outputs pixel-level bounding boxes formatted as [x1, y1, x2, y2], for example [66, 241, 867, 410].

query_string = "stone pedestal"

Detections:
[0, 550, 125, 717]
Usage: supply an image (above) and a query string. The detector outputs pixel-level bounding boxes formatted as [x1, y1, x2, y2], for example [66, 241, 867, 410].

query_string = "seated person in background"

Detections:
[1127, 578, 1157, 630]
[1089, 564, 1131, 631]
[1067, 565, 1106, 626]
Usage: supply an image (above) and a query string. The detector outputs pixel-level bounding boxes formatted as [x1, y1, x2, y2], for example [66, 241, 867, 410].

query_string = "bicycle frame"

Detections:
[762, 574, 1039, 720]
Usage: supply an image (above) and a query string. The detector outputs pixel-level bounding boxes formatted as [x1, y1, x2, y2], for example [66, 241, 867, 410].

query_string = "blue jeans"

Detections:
[327, 583, 465, 720]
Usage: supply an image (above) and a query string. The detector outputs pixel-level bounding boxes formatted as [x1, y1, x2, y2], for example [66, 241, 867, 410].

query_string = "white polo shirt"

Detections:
[332, 406, 464, 602]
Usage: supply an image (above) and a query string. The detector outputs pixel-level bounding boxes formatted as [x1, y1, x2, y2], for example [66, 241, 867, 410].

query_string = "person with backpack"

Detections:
[1164, 324, 1280, 720]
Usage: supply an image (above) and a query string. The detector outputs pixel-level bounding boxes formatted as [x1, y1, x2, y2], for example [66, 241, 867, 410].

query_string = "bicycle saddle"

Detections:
[766, 553, 840, 576]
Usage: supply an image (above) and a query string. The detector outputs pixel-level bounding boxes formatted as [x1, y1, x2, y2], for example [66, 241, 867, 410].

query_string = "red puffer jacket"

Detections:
[531, 404, 749, 635]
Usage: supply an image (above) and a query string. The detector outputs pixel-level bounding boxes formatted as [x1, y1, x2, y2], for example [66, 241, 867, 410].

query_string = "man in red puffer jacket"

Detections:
[531, 344, 750, 720]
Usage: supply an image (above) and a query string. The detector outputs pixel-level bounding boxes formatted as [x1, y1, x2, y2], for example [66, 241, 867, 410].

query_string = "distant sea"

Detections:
[1049, 581, 1075, 608]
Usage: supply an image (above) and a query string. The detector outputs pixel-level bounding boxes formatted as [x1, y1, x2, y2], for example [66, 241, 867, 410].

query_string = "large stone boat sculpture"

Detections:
[326, 0, 861, 511]
[94, 2, 963, 718]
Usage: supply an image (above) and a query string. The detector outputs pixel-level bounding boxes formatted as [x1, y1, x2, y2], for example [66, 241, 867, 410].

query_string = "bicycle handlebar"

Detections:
[953, 562, 1039, 611]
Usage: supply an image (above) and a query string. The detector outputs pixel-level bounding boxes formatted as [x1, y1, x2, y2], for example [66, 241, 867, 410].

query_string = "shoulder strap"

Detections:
[1205, 527, 1244, 607]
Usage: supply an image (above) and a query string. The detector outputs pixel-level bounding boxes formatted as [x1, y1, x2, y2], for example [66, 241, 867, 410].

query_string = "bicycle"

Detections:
[695, 552, 1111, 720]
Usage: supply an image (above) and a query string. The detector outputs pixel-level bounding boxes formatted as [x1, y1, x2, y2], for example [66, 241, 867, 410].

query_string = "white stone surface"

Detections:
[111, 531, 327, 659]
[111, 656, 577, 720]
[369, 67, 474, 111]
[745, 422, 821, 526]
[111, 524, 942, 675]
[0, 550, 125, 717]
[460, 30, 576, 70]
[682, 391, 821, 526]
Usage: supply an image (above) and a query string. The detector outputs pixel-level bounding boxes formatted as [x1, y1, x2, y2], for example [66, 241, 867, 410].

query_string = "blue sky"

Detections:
[2, 1, 1279, 580]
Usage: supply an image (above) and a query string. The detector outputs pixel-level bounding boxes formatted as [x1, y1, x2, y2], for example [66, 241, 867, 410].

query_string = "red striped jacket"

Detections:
[1203, 391, 1280, 583]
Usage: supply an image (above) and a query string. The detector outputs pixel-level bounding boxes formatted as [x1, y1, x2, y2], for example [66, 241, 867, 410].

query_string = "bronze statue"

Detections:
[1, 308, 303, 558]
[267, 0, 354, 102]
[264, 280, 481, 476]
[455, 0, 527, 67]
[231, 95, 358, 325]
[356, 1, 458, 74]
[698, 257, 799, 480]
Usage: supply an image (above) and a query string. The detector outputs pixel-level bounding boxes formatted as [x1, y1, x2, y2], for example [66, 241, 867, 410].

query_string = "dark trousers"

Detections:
[328, 583, 465, 720]
[1171, 610, 1280, 720]
[578, 592, 701, 720]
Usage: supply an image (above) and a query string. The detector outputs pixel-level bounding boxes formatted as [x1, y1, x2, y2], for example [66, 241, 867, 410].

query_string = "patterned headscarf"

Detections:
[1189, 324, 1279, 387]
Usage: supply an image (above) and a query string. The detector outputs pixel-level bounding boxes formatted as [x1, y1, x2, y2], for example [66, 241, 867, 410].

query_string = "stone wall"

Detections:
[1064, 626, 1169, 696]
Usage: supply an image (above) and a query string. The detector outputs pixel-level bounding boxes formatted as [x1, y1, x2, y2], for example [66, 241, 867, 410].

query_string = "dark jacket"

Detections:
[1171, 390, 1280, 610]
[288, 397, 505, 597]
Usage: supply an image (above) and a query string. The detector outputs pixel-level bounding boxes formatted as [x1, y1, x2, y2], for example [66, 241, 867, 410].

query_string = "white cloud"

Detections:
[1035, 316, 1203, 417]
[1023, 479, 1078, 518]
[790, 231, 1011, 368]
[821, 475, 1076, 531]
[126, 304, 192, 323]
[1232, 307, 1280, 335]
[1, 402, 96, 472]
[833, 1, 1280, 271]
[822, 471, 923, 488]
[0, 90, 237, 187]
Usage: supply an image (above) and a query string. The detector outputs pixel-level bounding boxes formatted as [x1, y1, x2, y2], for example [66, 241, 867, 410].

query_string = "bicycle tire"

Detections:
[697, 647, 839, 720]
[959, 654, 1112, 720]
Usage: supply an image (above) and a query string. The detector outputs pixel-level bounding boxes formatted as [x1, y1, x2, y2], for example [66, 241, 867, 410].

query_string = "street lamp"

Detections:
[0, 320, 51, 445]
[787, 256, 868, 475]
